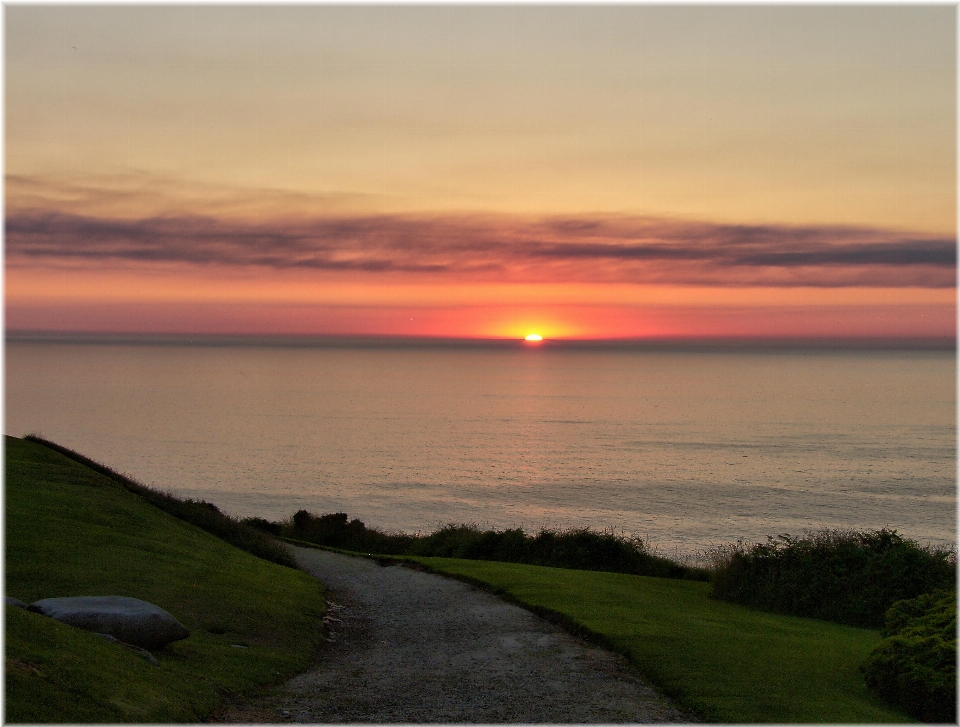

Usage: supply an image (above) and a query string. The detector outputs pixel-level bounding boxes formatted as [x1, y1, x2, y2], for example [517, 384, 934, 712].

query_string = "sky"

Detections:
[5, 5, 957, 341]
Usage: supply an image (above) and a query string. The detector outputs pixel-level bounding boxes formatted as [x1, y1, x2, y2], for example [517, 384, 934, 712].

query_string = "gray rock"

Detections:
[5, 596, 29, 610]
[30, 596, 190, 650]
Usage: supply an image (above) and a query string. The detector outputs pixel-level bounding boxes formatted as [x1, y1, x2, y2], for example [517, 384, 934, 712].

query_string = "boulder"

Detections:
[30, 596, 190, 650]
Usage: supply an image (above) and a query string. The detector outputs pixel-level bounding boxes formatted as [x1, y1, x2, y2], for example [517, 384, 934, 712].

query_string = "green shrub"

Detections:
[283, 511, 710, 580]
[24, 436, 296, 568]
[861, 589, 957, 722]
[710, 529, 956, 628]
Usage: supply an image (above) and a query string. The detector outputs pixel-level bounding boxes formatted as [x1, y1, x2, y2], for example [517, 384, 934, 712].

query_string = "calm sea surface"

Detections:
[5, 340, 956, 557]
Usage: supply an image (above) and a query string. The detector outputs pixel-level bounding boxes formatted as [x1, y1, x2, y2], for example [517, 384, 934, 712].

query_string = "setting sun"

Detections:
[524, 334, 543, 342]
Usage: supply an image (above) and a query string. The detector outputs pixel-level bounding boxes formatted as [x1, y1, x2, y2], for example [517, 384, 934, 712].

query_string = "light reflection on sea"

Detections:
[5, 339, 956, 556]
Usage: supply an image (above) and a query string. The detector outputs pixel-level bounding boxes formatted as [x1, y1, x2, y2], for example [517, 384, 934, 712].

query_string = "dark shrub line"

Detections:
[861, 589, 957, 723]
[710, 529, 956, 629]
[22, 435, 297, 569]
[253, 510, 711, 581]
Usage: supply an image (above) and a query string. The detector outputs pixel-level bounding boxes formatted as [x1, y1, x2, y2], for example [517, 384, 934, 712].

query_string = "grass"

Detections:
[23, 434, 296, 568]
[5, 435, 326, 723]
[388, 555, 913, 723]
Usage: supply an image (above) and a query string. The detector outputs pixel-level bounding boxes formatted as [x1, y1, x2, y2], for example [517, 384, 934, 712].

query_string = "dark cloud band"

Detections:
[5, 210, 956, 288]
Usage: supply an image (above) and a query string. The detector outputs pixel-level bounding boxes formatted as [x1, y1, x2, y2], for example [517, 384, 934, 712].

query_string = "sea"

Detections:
[5, 336, 956, 559]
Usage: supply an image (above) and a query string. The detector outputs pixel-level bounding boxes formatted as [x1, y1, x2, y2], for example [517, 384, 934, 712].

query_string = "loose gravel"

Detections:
[212, 546, 694, 723]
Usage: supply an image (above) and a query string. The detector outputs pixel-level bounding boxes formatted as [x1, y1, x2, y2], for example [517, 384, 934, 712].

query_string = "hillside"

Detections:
[5, 436, 326, 723]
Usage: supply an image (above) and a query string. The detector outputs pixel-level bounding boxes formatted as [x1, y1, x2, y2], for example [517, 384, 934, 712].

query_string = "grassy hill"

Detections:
[5, 436, 326, 723]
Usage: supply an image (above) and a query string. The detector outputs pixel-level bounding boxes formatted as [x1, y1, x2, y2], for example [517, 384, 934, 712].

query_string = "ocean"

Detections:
[5, 337, 956, 558]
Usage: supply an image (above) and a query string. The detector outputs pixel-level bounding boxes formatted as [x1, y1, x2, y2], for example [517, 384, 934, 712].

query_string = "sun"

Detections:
[524, 333, 543, 342]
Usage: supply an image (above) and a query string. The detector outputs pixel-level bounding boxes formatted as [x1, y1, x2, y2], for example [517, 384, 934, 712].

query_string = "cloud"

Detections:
[5, 209, 956, 288]
[4, 172, 396, 222]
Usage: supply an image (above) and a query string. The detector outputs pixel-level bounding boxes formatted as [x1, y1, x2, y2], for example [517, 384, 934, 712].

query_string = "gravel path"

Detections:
[213, 547, 693, 723]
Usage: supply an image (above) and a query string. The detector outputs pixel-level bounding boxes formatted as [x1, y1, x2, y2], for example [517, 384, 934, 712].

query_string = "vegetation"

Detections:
[384, 554, 912, 723]
[5, 435, 326, 722]
[710, 529, 956, 628]
[256, 509, 710, 580]
[24, 435, 296, 568]
[8, 435, 946, 723]
[861, 589, 957, 723]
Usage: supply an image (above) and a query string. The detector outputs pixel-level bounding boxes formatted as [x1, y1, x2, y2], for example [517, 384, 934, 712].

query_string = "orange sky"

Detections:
[5, 6, 956, 340]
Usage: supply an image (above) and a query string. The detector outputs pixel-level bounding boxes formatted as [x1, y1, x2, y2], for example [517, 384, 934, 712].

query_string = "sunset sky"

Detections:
[5, 5, 956, 340]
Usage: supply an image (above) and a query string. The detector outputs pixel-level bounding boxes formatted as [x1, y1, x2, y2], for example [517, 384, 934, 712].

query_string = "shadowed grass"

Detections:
[390, 555, 913, 723]
[5, 436, 325, 723]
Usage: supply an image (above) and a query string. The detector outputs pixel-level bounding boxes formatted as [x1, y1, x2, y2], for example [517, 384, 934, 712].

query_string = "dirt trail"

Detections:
[212, 547, 694, 723]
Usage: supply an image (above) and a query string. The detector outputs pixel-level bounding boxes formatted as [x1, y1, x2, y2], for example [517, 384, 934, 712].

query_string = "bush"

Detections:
[24, 436, 297, 568]
[242, 516, 283, 536]
[861, 589, 957, 722]
[286, 510, 418, 555]
[283, 511, 710, 581]
[710, 529, 956, 628]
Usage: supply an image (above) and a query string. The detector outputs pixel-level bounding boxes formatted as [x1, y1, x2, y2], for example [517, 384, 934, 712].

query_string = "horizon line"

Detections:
[5, 330, 956, 352]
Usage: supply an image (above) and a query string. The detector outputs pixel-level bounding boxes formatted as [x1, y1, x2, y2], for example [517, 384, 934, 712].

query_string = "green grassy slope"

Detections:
[5, 436, 325, 723]
[405, 556, 912, 723]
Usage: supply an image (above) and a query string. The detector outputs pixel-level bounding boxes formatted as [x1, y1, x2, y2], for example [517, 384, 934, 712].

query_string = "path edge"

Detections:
[286, 540, 700, 722]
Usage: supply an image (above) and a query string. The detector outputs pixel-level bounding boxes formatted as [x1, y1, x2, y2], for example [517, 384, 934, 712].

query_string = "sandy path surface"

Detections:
[213, 547, 693, 723]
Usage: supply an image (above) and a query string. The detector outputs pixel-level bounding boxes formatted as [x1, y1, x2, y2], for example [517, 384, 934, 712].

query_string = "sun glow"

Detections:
[486, 317, 580, 341]
[524, 333, 543, 342]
